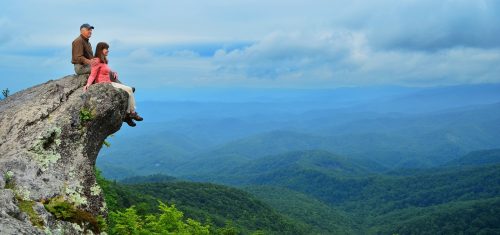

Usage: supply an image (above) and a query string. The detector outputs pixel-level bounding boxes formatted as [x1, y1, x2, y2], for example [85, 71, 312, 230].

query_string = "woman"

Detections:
[84, 42, 143, 127]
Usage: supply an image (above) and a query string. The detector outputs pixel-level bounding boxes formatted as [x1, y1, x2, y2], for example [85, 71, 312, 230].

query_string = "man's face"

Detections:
[81, 28, 93, 39]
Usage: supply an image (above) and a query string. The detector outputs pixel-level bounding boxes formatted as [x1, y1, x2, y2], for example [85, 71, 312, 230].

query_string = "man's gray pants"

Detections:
[74, 64, 91, 75]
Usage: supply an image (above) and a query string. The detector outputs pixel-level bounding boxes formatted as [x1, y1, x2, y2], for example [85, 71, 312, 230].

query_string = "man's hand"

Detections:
[83, 84, 90, 92]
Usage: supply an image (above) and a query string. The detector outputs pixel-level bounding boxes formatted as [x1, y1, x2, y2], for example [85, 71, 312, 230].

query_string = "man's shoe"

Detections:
[124, 116, 136, 127]
[130, 112, 143, 121]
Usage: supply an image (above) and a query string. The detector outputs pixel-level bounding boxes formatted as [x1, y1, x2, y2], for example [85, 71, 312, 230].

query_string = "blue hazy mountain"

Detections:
[443, 148, 500, 167]
[98, 83, 500, 178]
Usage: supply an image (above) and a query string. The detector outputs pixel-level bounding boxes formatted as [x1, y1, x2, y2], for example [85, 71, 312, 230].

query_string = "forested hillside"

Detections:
[97, 148, 500, 234]
[97, 171, 307, 234]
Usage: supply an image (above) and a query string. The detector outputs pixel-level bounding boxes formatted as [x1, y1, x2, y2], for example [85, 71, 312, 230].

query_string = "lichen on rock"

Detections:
[29, 126, 62, 171]
[17, 185, 32, 201]
[65, 183, 88, 207]
[90, 183, 102, 196]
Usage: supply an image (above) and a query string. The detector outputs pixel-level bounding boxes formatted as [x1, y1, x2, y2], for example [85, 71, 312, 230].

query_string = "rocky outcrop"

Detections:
[0, 75, 129, 234]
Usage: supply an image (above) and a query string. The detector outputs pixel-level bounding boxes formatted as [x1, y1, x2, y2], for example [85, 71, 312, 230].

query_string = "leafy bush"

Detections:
[109, 202, 210, 235]
[79, 107, 93, 129]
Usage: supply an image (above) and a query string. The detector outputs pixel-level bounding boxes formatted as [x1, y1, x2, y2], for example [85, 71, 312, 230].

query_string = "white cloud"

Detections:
[212, 30, 500, 87]
[213, 30, 367, 78]
[1, 0, 500, 91]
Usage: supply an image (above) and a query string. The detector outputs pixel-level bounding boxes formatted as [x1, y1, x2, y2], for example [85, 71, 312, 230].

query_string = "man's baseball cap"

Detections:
[80, 23, 94, 30]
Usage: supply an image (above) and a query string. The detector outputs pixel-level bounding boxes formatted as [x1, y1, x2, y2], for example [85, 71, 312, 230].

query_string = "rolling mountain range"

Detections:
[98, 100, 500, 179]
[101, 148, 500, 234]
[96, 84, 500, 234]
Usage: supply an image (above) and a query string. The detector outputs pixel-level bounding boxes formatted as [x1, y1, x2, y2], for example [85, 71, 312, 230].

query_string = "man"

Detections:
[72, 23, 94, 75]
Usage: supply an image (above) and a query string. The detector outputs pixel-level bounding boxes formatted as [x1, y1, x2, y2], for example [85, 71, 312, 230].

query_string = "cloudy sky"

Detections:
[1, 0, 499, 95]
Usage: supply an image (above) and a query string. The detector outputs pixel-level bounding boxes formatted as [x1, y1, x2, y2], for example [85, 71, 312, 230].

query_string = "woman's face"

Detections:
[103, 48, 109, 56]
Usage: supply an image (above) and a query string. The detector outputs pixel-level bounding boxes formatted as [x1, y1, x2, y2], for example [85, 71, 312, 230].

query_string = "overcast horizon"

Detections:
[1, 0, 500, 99]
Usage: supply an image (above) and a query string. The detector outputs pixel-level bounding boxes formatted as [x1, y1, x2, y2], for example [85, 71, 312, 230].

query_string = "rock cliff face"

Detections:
[0, 75, 129, 234]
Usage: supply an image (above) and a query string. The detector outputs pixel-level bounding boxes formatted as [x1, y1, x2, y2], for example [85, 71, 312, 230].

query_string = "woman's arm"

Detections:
[84, 59, 100, 92]
[110, 70, 121, 83]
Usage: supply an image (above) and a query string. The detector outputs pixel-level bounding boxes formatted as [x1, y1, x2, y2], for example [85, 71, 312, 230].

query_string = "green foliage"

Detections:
[368, 197, 500, 235]
[112, 181, 305, 234]
[234, 155, 500, 233]
[96, 170, 305, 234]
[103, 140, 111, 148]
[96, 148, 500, 234]
[145, 201, 210, 234]
[109, 202, 210, 235]
[43, 196, 101, 233]
[79, 107, 93, 128]
[97, 215, 108, 232]
[108, 207, 143, 235]
[167, 149, 500, 234]
[95, 167, 119, 212]
[215, 222, 239, 235]
[102, 134, 114, 148]
[244, 185, 357, 234]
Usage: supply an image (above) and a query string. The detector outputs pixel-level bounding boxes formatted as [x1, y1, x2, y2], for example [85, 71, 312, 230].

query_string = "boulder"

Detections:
[0, 75, 129, 234]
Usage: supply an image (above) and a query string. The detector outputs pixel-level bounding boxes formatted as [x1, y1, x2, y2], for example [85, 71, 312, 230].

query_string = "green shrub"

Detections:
[109, 201, 210, 235]
[79, 108, 94, 129]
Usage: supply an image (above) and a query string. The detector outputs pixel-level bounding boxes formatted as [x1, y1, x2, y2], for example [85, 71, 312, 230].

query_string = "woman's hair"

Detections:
[94, 42, 109, 64]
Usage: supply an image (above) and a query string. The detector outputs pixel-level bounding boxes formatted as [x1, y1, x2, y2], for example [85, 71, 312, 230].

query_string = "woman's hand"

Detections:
[113, 71, 118, 80]
[83, 84, 90, 92]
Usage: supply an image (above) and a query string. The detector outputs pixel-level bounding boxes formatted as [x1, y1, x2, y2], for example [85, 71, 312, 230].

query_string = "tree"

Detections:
[1, 88, 9, 99]
[109, 207, 143, 235]
[109, 201, 210, 235]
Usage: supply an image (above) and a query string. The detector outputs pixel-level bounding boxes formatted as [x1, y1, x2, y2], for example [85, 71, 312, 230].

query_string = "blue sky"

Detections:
[1, 0, 499, 97]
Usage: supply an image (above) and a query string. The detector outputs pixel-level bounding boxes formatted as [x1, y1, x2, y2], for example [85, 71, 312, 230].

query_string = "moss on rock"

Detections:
[18, 199, 44, 229]
[44, 196, 102, 234]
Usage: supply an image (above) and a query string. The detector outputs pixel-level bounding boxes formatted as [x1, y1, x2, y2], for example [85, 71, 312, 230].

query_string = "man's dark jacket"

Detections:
[72, 35, 93, 65]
